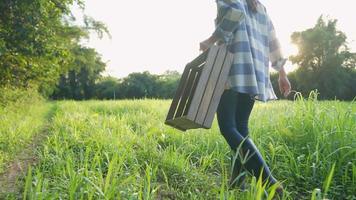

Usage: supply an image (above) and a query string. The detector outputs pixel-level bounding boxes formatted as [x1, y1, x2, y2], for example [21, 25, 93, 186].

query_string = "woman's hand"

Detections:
[200, 39, 211, 52]
[199, 36, 218, 52]
[278, 69, 291, 98]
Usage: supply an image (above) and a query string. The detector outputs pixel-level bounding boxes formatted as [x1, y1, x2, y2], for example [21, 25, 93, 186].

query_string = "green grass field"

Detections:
[1, 96, 355, 199]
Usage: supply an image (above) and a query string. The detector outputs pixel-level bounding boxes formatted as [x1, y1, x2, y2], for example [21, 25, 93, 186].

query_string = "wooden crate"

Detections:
[165, 44, 233, 131]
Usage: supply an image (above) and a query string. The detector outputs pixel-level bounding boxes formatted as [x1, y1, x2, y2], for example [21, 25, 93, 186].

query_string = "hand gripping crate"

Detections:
[165, 44, 233, 131]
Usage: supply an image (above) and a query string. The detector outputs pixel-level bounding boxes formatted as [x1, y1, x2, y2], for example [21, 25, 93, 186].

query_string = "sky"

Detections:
[74, 0, 356, 78]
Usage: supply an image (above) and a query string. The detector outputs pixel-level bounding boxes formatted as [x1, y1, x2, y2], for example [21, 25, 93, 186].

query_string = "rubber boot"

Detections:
[239, 138, 278, 187]
[229, 152, 247, 190]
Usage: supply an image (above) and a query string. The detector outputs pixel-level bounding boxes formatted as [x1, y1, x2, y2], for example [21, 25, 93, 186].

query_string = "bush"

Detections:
[0, 86, 44, 107]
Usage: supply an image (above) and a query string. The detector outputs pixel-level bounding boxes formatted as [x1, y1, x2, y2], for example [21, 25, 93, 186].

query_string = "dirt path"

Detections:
[0, 103, 57, 198]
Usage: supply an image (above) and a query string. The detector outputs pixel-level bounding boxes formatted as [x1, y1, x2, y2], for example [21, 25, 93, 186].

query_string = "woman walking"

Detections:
[200, 0, 291, 195]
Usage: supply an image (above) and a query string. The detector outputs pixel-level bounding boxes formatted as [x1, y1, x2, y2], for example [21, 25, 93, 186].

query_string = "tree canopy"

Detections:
[0, 0, 108, 96]
[1, 3, 354, 101]
[90, 70, 180, 100]
[51, 46, 106, 100]
[272, 16, 356, 100]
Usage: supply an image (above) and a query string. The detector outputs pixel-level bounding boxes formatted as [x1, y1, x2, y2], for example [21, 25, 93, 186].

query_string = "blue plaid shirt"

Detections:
[213, 0, 286, 102]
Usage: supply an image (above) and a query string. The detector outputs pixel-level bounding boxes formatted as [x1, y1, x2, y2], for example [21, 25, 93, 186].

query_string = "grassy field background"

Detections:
[0, 95, 355, 199]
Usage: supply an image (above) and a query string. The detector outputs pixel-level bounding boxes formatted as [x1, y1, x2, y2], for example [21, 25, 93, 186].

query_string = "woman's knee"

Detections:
[236, 123, 249, 137]
[219, 125, 235, 137]
[219, 126, 246, 149]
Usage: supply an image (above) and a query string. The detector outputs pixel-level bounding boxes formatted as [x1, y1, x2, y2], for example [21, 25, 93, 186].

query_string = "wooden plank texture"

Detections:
[186, 46, 219, 121]
[165, 44, 232, 131]
[174, 69, 197, 118]
[164, 120, 187, 132]
[203, 48, 233, 128]
[165, 64, 191, 121]
[166, 49, 207, 122]
[183, 68, 202, 116]
[195, 45, 227, 125]
[165, 117, 203, 130]
[187, 50, 209, 69]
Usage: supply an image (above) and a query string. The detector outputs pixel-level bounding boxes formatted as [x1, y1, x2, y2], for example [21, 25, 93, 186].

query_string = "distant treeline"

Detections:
[51, 17, 356, 101]
[0, 0, 355, 103]
[51, 70, 181, 100]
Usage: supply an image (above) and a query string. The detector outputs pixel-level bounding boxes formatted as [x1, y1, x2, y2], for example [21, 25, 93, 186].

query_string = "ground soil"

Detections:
[0, 126, 49, 198]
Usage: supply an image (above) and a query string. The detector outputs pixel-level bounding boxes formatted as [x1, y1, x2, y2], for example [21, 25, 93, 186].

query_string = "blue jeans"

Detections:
[216, 89, 277, 186]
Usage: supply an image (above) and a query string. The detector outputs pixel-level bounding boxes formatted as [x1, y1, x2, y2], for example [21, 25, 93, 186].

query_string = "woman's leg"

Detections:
[217, 90, 277, 186]
[234, 93, 254, 138]
[234, 93, 277, 185]
[216, 90, 246, 187]
[217, 90, 244, 149]
[230, 92, 255, 187]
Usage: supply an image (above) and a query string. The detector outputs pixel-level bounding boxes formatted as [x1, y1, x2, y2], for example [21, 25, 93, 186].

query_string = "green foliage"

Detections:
[290, 17, 347, 71]
[155, 70, 181, 99]
[119, 71, 160, 99]
[0, 0, 80, 88]
[51, 46, 106, 100]
[91, 70, 181, 100]
[287, 16, 356, 100]
[0, 86, 44, 107]
[83, 15, 111, 39]
[0, 0, 108, 97]
[0, 97, 51, 174]
[94, 76, 120, 100]
[53, 70, 180, 100]
[0, 98, 351, 199]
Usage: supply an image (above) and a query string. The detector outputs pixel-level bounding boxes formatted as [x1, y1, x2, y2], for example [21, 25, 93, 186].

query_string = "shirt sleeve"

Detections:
[212, 0, 245, 44]
[267, 16, 287, 72]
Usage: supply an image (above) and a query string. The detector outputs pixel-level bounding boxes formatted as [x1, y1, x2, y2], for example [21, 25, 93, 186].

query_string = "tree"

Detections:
[0, 0, 109, 96]
[92, 70, 181, 100]
[119, 71, 159, 99]
[51, 46, 106, 100]
[289, 16, 356, 100]
[0, 0, 80, 89]
[155, 70, 181, 99]
[94, 76, 120, 100]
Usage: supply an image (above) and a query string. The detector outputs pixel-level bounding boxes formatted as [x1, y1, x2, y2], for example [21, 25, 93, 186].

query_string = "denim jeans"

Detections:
[216, 89, 277, 185]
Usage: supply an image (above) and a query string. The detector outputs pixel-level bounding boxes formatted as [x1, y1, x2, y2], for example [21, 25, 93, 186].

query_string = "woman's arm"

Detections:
[268, 19, 286, 72]
[200, 0, 245, 51]
[267, 16, 291, 97]
[278, 67, 291, 98]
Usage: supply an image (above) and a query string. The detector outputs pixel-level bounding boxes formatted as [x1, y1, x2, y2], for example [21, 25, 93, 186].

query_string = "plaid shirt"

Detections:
[213, 0, 286, 102]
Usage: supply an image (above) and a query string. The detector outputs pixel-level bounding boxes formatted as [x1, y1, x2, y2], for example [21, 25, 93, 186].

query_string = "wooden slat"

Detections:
[174, 69, 197, 118]
[165, 49, 207, 122]
[203, 48, 234, 128]
[165, 117, 203, 130]
[164, 120, 187, 132]
[183, 67, 202, 116]
[165, 44, 232, 132]
[186, 46, 219, 121]
[195, 45, 228, 124]
[166, 118, 189, 129]
[180, 117, 205, 129]
[165, 64, 192, 121]
[187, 50, 209, 69]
